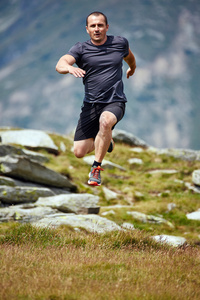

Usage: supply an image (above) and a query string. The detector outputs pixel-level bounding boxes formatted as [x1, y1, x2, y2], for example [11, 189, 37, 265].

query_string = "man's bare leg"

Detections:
[87, 111, 117, 186]
[94, 111, 117, 163]
[73, 138, 95, 158]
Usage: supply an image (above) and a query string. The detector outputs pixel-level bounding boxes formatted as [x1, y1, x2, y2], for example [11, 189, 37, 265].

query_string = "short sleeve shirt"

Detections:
[67, 35, 129, 103]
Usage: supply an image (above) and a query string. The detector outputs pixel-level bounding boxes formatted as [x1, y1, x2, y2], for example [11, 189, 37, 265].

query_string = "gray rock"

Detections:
[0, 185, 55, 204]
[0, 175, 16, 187]
[0, 144, 49, 164]
[9, 178, 70, 195]
[157, 148, 200, 161]
[83, 155, 126, 171]
[167, 203, 177, 212]
[112, 129, 148, 148]
[32, 213, 121, 233]
[185, 182, 200, 193]
[101, 210, 115, 216]
[0, 155, 76, 191]
[36, 193, 100, 214]
[148, 169, 178, 175]
[134, 191, 144, 199]
[127, 211, 174, 228]
[102, 187, 118, 200]
[130, 147, 144, 153]
[0, 129, 58, 154]
[192, 170, 200, 186]
[128, 158, 143, 165]
[186, 209, 200, 220]
[121, 222, 135, 230]
[152, 235, 186, 247]
[0, 204, 57, 222]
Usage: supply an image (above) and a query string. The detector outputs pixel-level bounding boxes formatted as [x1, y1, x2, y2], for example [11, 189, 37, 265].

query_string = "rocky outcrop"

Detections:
[0, 144, 49, 164]
[127, 211, 174, 228]
[0, 128, 199, 240]
[0, 155, 76, 190]
[32, 213, 121, 234]
[0, 129, 58, 154]
[112, 129, 149, 148]
[36, 193, 100, 214]
[157, 148, 200, 161]
[0, 205, 57, 222]
[0, 185, 55, 204]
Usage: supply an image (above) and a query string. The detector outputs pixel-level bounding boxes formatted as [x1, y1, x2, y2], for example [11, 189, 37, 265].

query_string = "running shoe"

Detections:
[107, 138, 115, 153]
[88, 166, 104, 186]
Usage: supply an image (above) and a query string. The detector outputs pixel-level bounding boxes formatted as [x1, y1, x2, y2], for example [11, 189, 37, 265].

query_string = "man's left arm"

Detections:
[123, 49, 136, 79]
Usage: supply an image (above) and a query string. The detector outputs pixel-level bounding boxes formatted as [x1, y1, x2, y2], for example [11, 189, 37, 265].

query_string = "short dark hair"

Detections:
[86, 12, 108, 26]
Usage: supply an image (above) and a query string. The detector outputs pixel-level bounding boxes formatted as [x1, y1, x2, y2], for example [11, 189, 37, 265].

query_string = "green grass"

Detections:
[0, 223, 200, 300]
[1, 132, 200, 299]
[39, 133, 200, 241]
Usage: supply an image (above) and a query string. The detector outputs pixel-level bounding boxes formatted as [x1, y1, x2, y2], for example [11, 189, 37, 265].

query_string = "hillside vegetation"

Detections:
[46, 132, 200, 243]
[0, 132, 200, 299]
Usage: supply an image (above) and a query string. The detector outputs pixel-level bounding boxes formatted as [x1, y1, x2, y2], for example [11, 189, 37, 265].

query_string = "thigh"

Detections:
[101, 101, 126, 128]
[73, 138, 94, 158]
[74, 103, 100, 141]
[99, 110, 117, 129]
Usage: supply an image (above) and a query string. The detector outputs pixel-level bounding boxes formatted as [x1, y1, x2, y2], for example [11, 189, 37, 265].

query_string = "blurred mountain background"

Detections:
[0, 0, 199, 149]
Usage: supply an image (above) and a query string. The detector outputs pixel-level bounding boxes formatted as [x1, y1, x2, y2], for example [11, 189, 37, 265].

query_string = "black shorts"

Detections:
[74, 101, 126, 141]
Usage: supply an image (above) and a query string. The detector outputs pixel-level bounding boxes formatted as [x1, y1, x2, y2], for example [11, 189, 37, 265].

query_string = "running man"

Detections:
[56, 11, 136, 186]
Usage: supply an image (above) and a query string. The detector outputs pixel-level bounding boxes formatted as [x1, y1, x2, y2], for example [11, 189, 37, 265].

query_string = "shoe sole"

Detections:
[88, 172, 101, 186]
[88, 180, 101, 186]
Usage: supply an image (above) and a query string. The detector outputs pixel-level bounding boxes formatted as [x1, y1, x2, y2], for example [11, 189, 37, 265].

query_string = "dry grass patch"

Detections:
[1, 242, 200, 300]
[0, 224, 200, 299]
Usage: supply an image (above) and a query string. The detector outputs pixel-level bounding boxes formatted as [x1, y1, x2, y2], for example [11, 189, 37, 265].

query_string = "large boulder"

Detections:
[36, 193, 100, 214]
[0, 175, 16, 186]
[0, 129, 58, 154]
[0, 155, 76, 191]
[112, 129, 148, 148]
[0, 204, 57, 222]
[0, 185, 55, 204]
[32, 213, 121, 233]
[0, 144, 49, 164]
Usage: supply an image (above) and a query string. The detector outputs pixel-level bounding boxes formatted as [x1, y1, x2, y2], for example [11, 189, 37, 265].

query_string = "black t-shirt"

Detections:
[67, 35, 129, 103]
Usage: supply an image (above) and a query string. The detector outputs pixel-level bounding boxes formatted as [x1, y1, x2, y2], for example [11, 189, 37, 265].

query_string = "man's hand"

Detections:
[124, 48, 136, 79]
[126, 67, 136, 79]
[56, 54, 86, 77]
[68, 66, 86, 78]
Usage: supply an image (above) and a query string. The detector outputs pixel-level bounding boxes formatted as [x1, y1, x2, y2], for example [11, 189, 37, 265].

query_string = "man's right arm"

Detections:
[55, 54, 86, 78]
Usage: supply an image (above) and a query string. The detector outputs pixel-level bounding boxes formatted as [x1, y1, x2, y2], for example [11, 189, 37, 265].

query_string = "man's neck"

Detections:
[91, 35, 107, 46]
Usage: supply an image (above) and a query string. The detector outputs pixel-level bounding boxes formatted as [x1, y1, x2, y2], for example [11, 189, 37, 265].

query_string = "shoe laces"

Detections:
[91, 166, 104, 179]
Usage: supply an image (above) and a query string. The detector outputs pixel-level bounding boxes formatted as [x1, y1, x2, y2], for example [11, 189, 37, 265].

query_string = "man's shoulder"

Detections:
[106, 35, 128, 46]
[110, 35, 128, 42]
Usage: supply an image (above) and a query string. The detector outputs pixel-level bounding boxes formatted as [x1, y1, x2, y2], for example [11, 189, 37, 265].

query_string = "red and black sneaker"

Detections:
[88, 166, 104, 186]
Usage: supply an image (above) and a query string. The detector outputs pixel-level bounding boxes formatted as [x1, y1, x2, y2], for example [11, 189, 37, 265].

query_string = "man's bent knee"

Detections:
[73, 144, 86, 158]
[99, 111, 117, 132]
[74, 148, 85, 158]
[74, 139, 94, 158]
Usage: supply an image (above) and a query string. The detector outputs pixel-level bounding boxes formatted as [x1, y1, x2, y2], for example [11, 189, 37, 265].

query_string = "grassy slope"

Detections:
[47, 133, 200, 243]
[0, 132, 200, 299]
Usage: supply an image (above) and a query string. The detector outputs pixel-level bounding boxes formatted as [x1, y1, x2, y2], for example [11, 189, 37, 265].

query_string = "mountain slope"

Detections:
[0, 0, 199, 148]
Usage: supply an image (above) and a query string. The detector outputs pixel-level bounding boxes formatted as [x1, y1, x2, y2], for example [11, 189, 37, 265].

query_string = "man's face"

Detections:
[86, 14, 109, 45]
